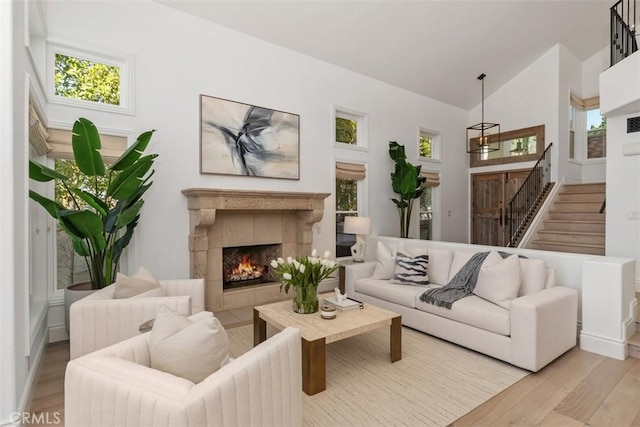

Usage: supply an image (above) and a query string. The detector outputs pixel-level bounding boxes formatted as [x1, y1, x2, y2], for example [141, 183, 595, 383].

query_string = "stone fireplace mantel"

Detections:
[182, 188, 330, 312]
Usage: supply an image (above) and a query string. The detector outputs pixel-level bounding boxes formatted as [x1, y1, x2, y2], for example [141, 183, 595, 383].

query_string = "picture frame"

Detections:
[200, 94, 300, 180]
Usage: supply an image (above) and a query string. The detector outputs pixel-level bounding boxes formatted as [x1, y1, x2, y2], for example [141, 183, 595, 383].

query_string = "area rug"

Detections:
[226, 324, 527, 426]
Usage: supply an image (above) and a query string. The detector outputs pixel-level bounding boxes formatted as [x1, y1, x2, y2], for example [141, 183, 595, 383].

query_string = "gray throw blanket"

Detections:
[419, 252, 489, 309]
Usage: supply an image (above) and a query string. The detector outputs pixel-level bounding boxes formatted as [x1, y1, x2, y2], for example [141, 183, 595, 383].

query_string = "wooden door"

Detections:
[471, 170, 529, 246]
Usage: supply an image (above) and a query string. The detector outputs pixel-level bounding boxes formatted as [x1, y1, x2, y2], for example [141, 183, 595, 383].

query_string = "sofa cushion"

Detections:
[355, 278, 431, 308]
[150, 305, 229, 383]
[448, 250, 478, 281]
[114, 266, 161, 299]
[518, 258, 546, 296]
[372, 241, 397, 280]
[473, 252, 521, 309]
[389, 250, 429, 286]
[415, 293, 511, 336]
[427, 248, 453, 285]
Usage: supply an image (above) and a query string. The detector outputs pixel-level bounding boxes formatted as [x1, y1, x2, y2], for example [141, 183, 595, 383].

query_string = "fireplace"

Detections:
[182, 188, 330, 312]
[223, 244, 281, 289]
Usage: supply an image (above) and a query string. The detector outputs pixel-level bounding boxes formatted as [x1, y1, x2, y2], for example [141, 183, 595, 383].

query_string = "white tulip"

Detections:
[283, 273, 292, 280]
[310, 257, 319, 265]
[299, 264, 306, 273]
[323, 250, 331, 259]
[328, 260, 336, 268]
[287, 256, 293, 264]
[277, 257, 284, 265]
[293, 260, 300, 269]
[311, 249, 318, 257]
[270, 260, 278, 268]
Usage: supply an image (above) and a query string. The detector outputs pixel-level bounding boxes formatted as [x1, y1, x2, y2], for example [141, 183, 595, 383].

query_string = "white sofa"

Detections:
[345, 236, 580, 372]
[65, 317, 302, 427]
[70, 278, 205, 359]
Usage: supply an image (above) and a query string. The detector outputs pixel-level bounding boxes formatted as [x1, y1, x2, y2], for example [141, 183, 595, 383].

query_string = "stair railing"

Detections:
[611, 0, 638, 66]
[507, 143, 553, 248]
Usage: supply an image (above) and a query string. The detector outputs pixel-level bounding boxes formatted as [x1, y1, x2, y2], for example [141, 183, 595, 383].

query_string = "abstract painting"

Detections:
[200, 95, 300, 179]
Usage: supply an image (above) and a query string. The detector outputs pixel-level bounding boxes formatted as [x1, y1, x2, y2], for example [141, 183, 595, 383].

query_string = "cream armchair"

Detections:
[65, 324, 303, 427]
[69, 278, 205, 359]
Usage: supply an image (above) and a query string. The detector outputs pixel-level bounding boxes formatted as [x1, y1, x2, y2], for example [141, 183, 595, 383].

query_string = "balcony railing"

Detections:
[611, 0, 638, 66]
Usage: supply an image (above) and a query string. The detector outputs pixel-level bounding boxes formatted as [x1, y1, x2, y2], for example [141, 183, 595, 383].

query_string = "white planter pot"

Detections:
[64, 282, 97, 335]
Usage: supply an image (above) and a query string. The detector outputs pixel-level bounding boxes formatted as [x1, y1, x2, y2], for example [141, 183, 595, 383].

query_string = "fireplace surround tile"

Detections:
[222, 212, 255, 247]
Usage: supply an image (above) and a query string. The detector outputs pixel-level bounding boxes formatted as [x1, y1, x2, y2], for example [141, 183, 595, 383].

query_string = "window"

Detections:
[569, 94, 605, 161]
[419, 187, 432, 240]
[336, 116, 357, 145]
[418, 171, 440, 240]
[47, 42, 133, 114]
[469, 125, 545, 167]
[55, 53, 121, 105]
[334, 108, 367, 148]
[335, 162, 366, 257]
[569, 104, 575, 160]
[586, 109, 606, 159]
[418, 129, 441, 161]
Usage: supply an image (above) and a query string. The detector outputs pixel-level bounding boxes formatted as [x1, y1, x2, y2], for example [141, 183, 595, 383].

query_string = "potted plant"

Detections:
[29, 118, 156, 326]
[389, 141, 426, 238]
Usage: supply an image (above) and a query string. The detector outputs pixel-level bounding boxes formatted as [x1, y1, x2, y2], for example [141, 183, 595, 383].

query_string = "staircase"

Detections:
[530, 183, 606, 255]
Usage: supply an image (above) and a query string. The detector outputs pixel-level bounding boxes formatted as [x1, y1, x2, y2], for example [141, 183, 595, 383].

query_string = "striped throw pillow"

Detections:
[389, 251, 430, 286]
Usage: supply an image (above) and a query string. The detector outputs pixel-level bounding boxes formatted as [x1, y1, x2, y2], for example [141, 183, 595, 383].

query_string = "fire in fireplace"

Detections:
[223, 244, 281, 290]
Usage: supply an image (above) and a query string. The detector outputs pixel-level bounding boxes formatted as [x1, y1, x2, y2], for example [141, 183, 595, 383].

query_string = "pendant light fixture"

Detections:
[466, 73, 501, 154]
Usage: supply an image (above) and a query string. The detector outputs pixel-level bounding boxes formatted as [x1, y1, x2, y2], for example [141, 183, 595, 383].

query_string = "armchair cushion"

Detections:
[150, 306, 229, 383]
[114, 266, 160, 298]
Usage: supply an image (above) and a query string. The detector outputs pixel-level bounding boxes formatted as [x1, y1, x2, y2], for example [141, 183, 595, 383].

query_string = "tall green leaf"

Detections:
[71, 188, 108, 217]
[72, 117, 106, 176]
[110, 130, 156, 171]
[58, 210, 105, 251]
[115, 200, 143, 228]
[29, 191, 65, 219]
[29, 161, 69, 182]
[106, 155, 156, 200]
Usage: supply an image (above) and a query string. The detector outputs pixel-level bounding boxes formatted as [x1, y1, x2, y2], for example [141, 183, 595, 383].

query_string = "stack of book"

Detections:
[323, 296, 364, 311]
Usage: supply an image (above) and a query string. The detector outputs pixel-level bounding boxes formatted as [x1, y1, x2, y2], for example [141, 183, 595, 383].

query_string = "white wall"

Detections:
[601, 52, 640, 290]
[1, 1, 50, 424]
[0, 2, 16, 423]
[44, 1, 469, 285]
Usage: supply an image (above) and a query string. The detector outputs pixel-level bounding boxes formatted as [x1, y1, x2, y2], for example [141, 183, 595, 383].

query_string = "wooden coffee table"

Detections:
[253, 294, 402, 395]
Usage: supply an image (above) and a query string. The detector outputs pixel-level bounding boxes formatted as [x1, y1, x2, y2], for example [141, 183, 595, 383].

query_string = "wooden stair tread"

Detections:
[543, 220, 605, 224]
[531, 240, 604, 249]
[538, 230, 604, 236]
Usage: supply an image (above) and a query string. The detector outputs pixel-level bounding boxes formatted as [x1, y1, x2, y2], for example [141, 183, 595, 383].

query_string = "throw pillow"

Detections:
[427, 248, 453, 285]
[113, 266, 161, 299]
[389, 249, 429, 286]
[150, 306, 229, 383]
[518, 258, 546, 296]
[473, 251, 522, 309]
[372, 241, 397, 280]
[448, 250, 477, 281]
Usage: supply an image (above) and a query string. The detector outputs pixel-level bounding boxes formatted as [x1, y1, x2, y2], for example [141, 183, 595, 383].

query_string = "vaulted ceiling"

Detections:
[159, 0, 611, 110]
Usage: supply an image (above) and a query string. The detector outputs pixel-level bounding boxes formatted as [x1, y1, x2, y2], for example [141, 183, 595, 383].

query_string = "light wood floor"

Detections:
[27, 337, 640, 426]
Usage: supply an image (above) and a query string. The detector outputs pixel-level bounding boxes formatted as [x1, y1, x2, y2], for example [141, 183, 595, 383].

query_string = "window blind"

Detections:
[335, 162, 366, 180]
[420, 171, 440, 187]
[47, 129, 127, 163]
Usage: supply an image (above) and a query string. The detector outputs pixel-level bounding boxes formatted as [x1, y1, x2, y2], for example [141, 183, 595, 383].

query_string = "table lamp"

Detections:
[344, 216, 372, 262]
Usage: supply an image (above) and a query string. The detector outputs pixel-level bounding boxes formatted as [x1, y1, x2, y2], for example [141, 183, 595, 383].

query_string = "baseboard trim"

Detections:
[48, 325, 68, 343]
[580, 331, 627, 360]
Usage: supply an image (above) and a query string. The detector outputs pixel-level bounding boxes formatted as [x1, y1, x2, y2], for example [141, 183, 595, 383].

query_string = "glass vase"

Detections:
[292, 284, 318, 314]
